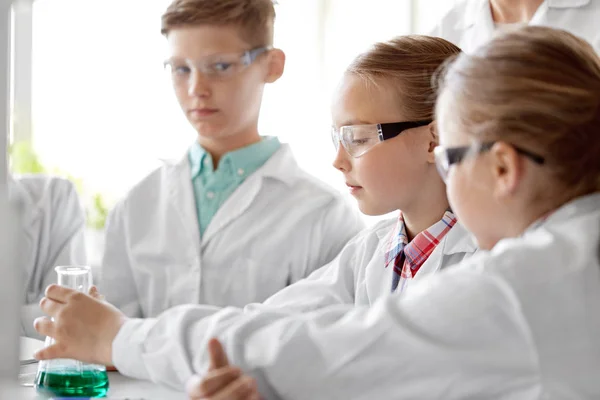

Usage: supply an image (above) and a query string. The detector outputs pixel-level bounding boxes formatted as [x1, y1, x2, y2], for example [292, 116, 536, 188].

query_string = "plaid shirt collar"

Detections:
[384, 210, 458, 269]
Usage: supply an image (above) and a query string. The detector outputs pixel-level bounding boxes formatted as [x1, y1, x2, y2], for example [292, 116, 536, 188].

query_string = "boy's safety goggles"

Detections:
[164, 47, 270, 82]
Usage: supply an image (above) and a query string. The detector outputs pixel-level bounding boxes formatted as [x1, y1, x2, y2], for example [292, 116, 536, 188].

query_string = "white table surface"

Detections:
[17, 337, 185, 399]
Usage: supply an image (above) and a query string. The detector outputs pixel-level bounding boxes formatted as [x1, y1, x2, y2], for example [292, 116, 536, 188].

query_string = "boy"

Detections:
[100, 0, 363, 317]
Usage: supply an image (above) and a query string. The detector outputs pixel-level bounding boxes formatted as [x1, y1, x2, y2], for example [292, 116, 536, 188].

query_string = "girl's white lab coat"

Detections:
[100, 144, 364, 318]
[111, 217, 477, 387]
[113, 193, 600, 399]
[11, 175, 86, 338]
[431, 0, 600, 53]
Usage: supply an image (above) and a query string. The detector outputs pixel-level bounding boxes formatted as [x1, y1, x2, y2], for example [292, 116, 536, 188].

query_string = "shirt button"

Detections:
[237, 168, 245, 176]
[206, 191, 215, 199]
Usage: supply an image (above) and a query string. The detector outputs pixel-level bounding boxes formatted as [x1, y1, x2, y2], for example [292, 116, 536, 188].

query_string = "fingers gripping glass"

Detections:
[331, 120, 432, 158]
[164, 47, 270, 83]
[434, 142, 545, 182]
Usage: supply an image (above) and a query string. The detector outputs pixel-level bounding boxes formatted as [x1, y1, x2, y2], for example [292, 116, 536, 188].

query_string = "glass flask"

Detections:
[35, 266, 110, 397]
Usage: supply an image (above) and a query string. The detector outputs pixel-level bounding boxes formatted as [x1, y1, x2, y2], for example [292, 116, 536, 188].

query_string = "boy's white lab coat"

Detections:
[11, 175, 87, 338]
[101, 144, 365, 318]
[114, 193, 600, 399]
[431, 0, 600, 54]
[111, 218, 478, 386]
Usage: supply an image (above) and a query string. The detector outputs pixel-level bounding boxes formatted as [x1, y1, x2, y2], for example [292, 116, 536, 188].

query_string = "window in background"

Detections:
[30, 0, 457, 228]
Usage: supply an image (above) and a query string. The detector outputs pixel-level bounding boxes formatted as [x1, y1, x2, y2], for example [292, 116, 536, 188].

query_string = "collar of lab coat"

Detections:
[376, 218, 477, 257]
[529, 192, 600, 230]
[171, 143, 299, 188]
[457, 0, 590, 29]
[167, 144, 301, 245]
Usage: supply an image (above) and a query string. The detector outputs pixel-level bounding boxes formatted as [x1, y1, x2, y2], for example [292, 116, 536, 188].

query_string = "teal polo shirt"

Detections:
[188, 136, 281, 236]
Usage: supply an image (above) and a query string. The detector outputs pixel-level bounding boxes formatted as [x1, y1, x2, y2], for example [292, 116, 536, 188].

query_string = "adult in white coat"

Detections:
[99, 0, 365, 318]
[431, 0, 600, 53]
[10, 175, 86, 338]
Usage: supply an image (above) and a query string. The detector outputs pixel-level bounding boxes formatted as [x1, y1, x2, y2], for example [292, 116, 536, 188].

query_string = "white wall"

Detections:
[0, 0, 21, 386]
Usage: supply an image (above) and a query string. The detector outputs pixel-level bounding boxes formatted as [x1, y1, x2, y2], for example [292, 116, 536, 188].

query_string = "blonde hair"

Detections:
[436, 26, 600, 194]
[347, 35, 462, 121]
[161, 0, 276, 47]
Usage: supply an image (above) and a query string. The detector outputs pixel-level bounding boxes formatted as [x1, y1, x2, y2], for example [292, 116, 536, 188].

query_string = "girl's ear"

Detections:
[427, 121, 438, 164]
[429, 120, 438, 142]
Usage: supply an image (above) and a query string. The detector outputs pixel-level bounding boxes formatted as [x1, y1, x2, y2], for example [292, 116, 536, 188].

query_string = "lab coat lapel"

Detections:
[168, 156, 201, 257]
[462, 0, 496, 52]
[201, 145, 295, 244]
[417, 222, 478, 277]
[368, 223, 397, 302]
[201, 170, 263, 244]
[529, 1, 550, 24]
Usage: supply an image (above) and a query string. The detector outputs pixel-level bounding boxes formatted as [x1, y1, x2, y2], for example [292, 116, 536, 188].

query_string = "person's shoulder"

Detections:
[291, 169, 344, 201]
[14, 174, 79, 204]
[546, 0, 600, 49]
[118, 157, 183, 206]
[13, 174, 84, 224]
[443, 202, 600, 291]
[266, 144, 348, 203]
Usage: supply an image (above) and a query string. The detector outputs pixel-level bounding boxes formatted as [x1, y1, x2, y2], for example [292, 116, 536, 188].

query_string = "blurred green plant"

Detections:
[87, 193, 110, 231]
[9, 141, 109, 230]
[9, 141, 45, 174]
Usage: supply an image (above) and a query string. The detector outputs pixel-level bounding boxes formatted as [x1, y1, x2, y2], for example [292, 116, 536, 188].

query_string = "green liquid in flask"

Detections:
[35, 368, 110, 397]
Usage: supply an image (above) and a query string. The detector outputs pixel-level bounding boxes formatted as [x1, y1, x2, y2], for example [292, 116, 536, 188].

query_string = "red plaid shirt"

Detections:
[384, 210, 457, 293]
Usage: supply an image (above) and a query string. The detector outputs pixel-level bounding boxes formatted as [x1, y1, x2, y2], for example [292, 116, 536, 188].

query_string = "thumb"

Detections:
[208, 338, 229, 370]
[34, 342, 70, 361]
[88, 285, 105, 301]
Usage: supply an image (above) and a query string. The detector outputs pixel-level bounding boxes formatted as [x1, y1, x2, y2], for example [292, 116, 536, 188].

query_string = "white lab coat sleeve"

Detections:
[296, 197, 364, 282]
[253, 231, 363, 313]
[20, 179, 87, 338]
[112, 269, 541, 397]
[101, 200, 142, 317]
[112, 304, 292, 385]
[236, 271, 542, 399]
[112, 233, 364, 384]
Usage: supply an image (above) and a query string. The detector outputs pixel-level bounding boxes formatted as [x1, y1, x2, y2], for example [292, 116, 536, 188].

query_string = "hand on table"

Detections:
[33, 284, 128, 367]
[186, 338, 261, 400]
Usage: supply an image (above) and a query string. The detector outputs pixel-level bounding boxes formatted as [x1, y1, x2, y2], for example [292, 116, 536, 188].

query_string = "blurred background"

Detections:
[9, 0, 462, 265]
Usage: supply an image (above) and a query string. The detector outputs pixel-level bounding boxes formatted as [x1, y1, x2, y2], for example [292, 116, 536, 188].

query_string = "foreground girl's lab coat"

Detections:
[114, 193, 600, 399]
[112, 218, 477, 385]
[101, 144, 364, 317]
[11, 175, 86, 338]
[432, 0, 600, 54]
